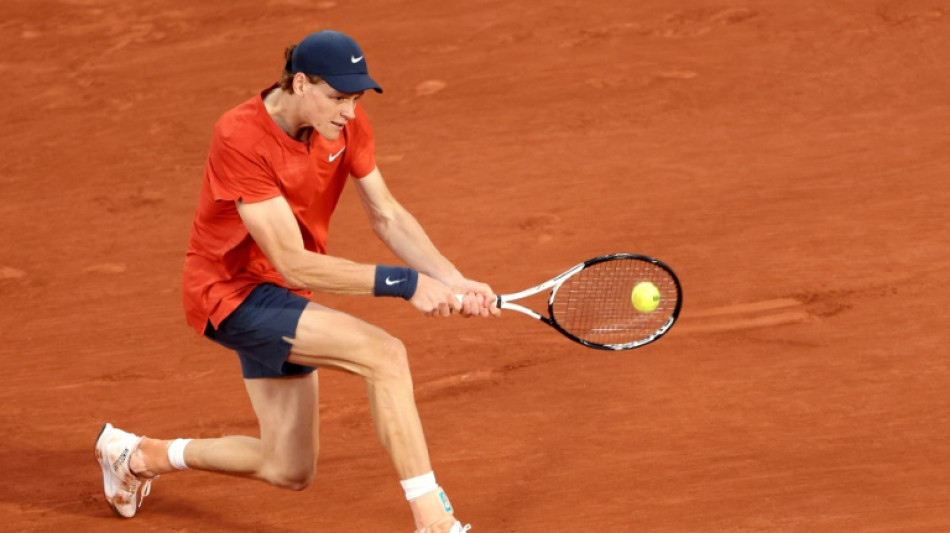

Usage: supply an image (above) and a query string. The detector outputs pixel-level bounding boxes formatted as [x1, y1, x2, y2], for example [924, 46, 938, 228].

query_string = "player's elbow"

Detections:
[272, 249, 309, 289]
[369, 208, 395, 236]
[279, 269, 307, 290]
[370, 204, 409, 242]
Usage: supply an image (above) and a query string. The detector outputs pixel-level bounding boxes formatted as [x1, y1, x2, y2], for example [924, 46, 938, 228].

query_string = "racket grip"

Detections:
[454, 294, 503, 308]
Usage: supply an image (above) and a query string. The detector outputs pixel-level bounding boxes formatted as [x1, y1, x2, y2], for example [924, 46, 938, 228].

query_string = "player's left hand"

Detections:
[453, 279, 500, 318]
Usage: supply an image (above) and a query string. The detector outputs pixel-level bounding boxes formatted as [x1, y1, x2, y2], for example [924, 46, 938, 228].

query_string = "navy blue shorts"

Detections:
[204, 283, 314, 379]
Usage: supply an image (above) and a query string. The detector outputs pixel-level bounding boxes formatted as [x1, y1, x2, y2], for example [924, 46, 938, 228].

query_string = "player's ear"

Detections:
[293, 72, 309, 95]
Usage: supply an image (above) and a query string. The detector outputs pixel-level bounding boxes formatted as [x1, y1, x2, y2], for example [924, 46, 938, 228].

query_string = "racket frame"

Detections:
[498, 253, 682, 350]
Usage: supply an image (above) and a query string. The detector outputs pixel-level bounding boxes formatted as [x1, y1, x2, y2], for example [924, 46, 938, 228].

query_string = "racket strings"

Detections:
[551, 258, 679, 348]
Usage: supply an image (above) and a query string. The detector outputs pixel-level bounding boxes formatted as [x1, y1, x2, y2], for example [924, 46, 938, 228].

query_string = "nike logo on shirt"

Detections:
[329, 147, 345, 162]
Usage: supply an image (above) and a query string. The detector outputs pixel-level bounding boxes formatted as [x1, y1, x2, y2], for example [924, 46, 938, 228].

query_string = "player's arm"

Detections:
[236, 195, 461, 315]
[353, 168, 499, 317]
[236, 196, 373, 294]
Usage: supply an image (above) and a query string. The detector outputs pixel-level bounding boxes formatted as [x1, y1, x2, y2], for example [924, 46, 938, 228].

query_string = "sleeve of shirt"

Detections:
[205, 131, 281, 203]
[348, 105, 378, 179]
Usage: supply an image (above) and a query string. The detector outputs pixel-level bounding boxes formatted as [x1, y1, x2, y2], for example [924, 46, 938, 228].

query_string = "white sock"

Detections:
[400, 471, 438, 501]
[167, 438, 192, 470]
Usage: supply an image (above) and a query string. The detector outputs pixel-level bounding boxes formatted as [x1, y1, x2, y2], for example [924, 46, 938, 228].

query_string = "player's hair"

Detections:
[279, 44, 323, 93]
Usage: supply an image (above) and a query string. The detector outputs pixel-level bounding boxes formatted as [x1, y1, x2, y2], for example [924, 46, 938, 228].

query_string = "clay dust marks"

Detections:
[689, 298, 802, 318]
[47, 368, 216, 390]
[415, 80, 448, 97]
[875, 6, 944, 27]
[82, 263, 128, 274]
[652, 7, 759, 38]
[677, 298, 813, 334]
[413, 359, 538, 401]
[0, 266, 27, 279]
[316, 360, 538, 423]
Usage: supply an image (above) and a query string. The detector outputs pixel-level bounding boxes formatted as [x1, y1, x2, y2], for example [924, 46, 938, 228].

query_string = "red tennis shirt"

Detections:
[182, 85, 377, 334]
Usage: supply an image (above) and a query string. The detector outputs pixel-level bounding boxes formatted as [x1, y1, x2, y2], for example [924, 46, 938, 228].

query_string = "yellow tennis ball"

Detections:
[631, 281, 660, 313]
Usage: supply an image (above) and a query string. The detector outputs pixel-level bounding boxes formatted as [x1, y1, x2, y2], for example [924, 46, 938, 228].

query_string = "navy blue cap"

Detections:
[288, 31, 382, 94]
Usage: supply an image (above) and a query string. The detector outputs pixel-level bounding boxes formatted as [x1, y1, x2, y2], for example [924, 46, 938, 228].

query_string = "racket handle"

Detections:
[454, 293, 503, 308]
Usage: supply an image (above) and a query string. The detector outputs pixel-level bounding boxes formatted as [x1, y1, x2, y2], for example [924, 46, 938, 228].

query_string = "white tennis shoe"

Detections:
[411, 487, 471, 533]
[95, 423, 154, 517]
[415, 518, 471, 533]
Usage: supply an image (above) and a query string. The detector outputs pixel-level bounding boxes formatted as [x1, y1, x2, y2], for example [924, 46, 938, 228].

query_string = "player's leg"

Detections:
[285, 303, 465, 532]
[96, 283, 463, 529]
[286, 303, 429, 476]
[177, 373, 320, 489]
[97, 374, 319, 518]
[96, 283, 321, 517]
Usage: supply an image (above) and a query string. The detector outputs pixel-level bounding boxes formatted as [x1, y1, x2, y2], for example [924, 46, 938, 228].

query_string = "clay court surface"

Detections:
[2, 0, 949, 531]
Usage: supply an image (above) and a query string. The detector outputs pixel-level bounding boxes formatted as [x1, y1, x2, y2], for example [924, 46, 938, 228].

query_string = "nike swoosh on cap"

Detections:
[351, 55, 364, 63]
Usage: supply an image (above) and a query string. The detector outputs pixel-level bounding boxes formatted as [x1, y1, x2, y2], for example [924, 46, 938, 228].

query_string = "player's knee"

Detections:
[265, 462, 316, 491]
[368, 335, 411, 383]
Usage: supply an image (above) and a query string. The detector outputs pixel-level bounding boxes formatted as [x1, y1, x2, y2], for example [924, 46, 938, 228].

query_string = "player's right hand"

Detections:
[410, 273, 462, 317]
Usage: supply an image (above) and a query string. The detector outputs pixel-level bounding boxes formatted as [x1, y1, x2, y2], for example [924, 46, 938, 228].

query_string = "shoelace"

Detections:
[137, 478, 153, 508]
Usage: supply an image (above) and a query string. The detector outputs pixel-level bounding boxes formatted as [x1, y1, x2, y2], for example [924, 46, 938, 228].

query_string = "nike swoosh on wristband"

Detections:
[351, 55, 364, 63]
[329, 147, 345, 162]
[385, 277, 406, 285]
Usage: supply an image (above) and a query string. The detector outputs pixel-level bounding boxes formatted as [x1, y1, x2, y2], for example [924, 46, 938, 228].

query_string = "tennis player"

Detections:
[95, 30, 496, 533]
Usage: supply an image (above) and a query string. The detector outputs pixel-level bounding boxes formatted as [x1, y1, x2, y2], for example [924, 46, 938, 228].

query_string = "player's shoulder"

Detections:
[212, 90, 271, 148]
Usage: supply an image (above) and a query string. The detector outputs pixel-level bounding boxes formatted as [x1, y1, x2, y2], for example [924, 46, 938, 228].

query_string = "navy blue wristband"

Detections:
[373, 265, 419, 300]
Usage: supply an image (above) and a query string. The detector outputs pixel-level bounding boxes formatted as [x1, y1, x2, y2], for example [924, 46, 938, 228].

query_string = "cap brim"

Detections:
[322, 73, 383, 94]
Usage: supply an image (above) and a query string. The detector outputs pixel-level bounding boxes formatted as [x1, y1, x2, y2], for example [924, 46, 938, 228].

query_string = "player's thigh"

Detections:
[285, 302, 407, 379]
[244, 373, 319, 469]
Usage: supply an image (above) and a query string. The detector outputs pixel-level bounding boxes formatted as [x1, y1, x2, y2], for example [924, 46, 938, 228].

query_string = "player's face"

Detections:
[301, 80, 363, 141]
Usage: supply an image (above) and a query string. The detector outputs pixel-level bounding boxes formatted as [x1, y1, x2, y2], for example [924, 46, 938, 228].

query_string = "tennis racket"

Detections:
[476, 253, 682, 350]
